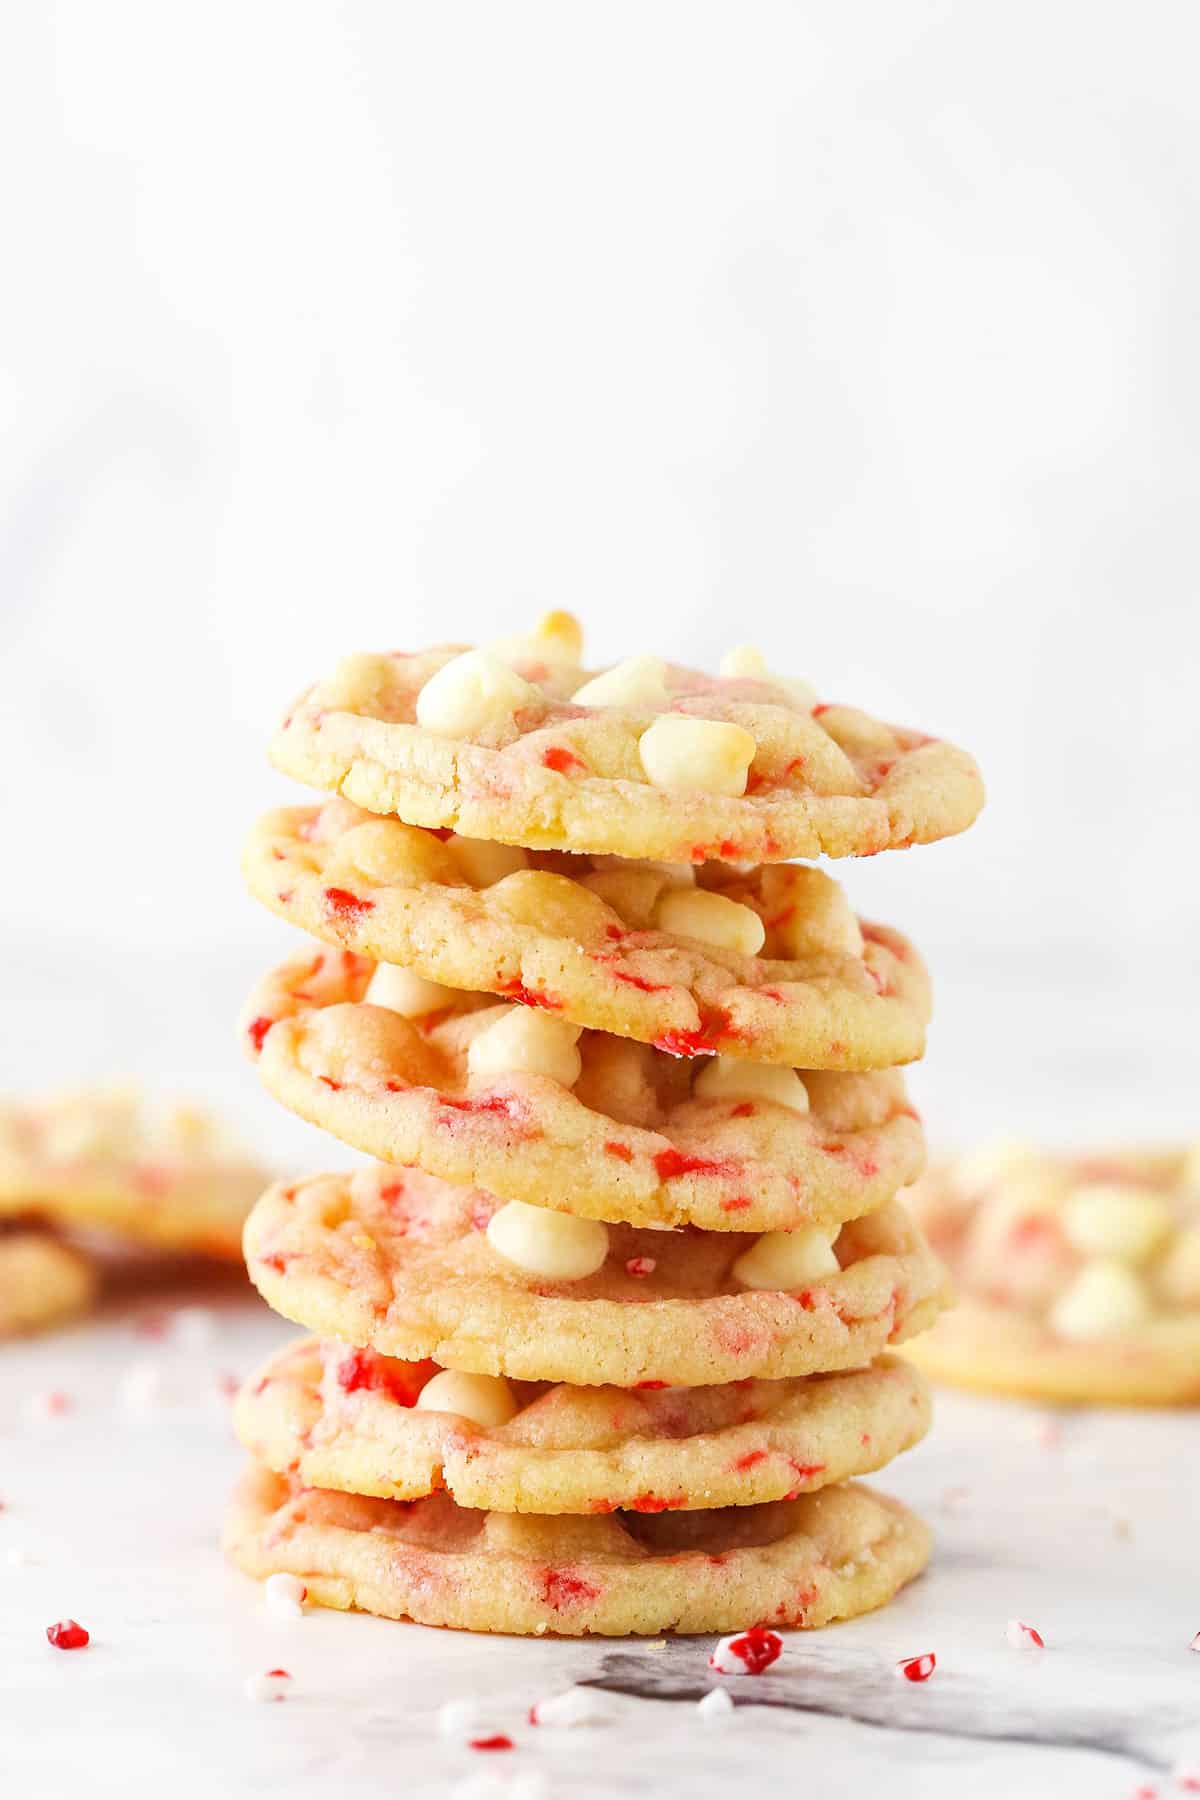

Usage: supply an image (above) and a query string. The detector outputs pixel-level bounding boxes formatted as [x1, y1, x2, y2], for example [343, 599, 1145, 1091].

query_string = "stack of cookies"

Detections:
[226, 615, 983, 1638]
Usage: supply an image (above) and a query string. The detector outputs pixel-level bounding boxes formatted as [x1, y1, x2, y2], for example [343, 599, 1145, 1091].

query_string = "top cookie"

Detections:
[269, 615, 984, 863]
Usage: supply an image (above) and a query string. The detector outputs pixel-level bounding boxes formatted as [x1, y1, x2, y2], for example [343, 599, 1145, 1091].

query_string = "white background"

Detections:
[1, 2, 1197, 1152]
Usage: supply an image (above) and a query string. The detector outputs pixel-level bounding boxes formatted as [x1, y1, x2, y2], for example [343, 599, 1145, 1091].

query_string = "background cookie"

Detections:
[244, 799, 931, 1068]
[0, 1227, 97, 1336]
[225, 1461, 932, 1636]
[0, 1088, 271, 1260]
[243, 947, 924, 1232]
[270, 622, 984, 862]
[243, 1165, 950, 1387]
[903, 1141, 1200, 1404]
[235, 1338, 931, 1513]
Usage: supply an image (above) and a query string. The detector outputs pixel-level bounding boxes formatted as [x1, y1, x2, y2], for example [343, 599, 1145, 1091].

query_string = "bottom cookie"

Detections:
[224, 1461, 931, 1637]
[0, 1228, 97, 1336]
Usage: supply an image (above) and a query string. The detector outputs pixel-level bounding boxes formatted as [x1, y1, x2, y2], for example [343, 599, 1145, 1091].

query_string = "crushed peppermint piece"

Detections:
[469, 1734, 514, 1752]
[118, 1360, 168, 1414]
[698, 1687, 736, 1722]
[625, 1257, 657, 1278]
[896, 1653, 936, 1682]
[265, 1573, 308, 1620]
[46, 1619, 89, 1650]
[1174, 1768, 1200, 1794]
[171, 1305, 217, 1349]
[1189, 1631, 1200, 1653]
[245, 1668, 292, 1702]
[709, 1626, 783, 1675]
[28, 1390, 73, 1421]
[529, 1686, 613, 1728]
[1006, 1620, 1045, 1649]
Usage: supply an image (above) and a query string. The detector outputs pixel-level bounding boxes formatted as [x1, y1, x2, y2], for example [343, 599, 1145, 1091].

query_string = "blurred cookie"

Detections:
[0, 1226, 97, 1336]
[904, 1140, 1200, 1404]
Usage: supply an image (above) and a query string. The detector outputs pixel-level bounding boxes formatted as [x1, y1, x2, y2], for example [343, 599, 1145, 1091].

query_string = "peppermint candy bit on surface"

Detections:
[709, 1626, 783, 1675]
[1006, 1619, 1045, 1649]
[469, 1735, 515, 1752]
[1189, 1631, 1200, 1653]
[896, 1653, 936, 1683]
[245, 1667, 292, 1702]
[1173, 1765, 1200, 1793]
[28, 1390, 73, 1420]
[697, 1687, 736, 1723]
[46, 1619, 89, 1650]
[265, 1572, 308, 1620]
[528, 1686, 613, 1728]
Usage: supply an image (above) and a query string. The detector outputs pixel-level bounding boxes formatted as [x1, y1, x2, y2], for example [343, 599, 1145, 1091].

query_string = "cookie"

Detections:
[225, 1461, 932, 1636]
[0, 1227, 97, 1336]
[268, 619, 984, 863]
[243, 1165, 950, 1387]
[244, 800, 931, 1069]
[0, 1087, 270, 1260]
[243, 948, 924, 1233]
[235, 1338, 930, 1513]
[903, 1141, 1200, 1405]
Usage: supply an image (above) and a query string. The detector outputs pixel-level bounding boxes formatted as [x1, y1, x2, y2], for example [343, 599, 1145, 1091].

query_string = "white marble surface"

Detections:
[2, 1269, 1197, 1800]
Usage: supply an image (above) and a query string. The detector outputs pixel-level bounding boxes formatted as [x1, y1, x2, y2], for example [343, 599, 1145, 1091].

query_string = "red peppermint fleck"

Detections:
[812, 702, 834, 717]
[215, 1372, 240, 1400]
[730, 1102, 755, 1119]
[896, 1653, 936, 1683]
[634, 1379, 668, 1390]
[720, 1196, 752, 1213]
[625, 1257, 656, 1278]
[604, 1140, 634, 1162]
[337, 1347, 436, 1407]
[613, 970, 670, 994]
[629, 1493, 685, 1512]
[499, 980, 561, 1010]
[539, 1568, 601, 1610]
[654, 1029, 718, 1058]
[247, 1015, 274, 1054]
[1189, 1630, 1200, 1653]
[324, 886, 375, 922]
[786, 1461, 827, 1483]
[731, 1449, 767, 1471]
[469, 1735, 514, 1752]
[541, 745, 586, 776]
[47, 1620, 89, 1650]
[318, 1076, 343, 1091]
[1006, 1620, 1045, 1649]
[653, 1148, 722, 1183]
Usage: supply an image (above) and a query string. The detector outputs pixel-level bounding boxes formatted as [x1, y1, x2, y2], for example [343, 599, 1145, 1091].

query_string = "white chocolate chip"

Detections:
[719, 645, 817, 708]
[732, 1227, 839, 1290]
[487, 1200, 609, 1280]
[367, 962, 455, 1019]
[265, 1573, 308, 1620]
[416, 1369, 519, 1427]
[590, 855, 695, 886]
[573, 655, 670, 708]
[467, 1008, 583, 1088]
[656, 888, 765, 956]
[491, 609, 584, 667]
[1049, 1260, 1151, 1340]
[415, 650, 537, 737]
[693, 1056, 809, 1114]
[448, 836, 529, 886]
[638, 716, 756, 797]
[726, 1224, 841, 1296]
[1061, 1184, 1173, 1264]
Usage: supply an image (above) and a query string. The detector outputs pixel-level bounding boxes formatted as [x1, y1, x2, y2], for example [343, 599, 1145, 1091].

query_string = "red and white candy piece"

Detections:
[265, 1572, 308, 1620]
[1006, 1619, 1045, 1649]
[625, 1257, 656, 1279]
[895, 1652, 936, 1683]
[245, 1667, 292, 1703]
[46, 1619, 89, 1650]
[709, 1627, 783, 1675]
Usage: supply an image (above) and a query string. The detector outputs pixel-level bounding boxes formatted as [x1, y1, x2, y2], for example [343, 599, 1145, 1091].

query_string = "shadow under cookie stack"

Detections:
[226, 613, 984, 1642]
